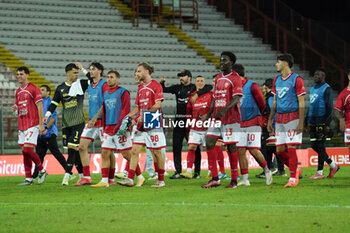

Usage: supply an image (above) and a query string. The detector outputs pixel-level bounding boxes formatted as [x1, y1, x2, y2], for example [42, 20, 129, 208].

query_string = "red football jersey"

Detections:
[135, 80, 164, 131]
[15, 83, 43, 131]
[334, 88, 350, 128]
[212, 71, 243, 124]
[187, 91, 213, 131]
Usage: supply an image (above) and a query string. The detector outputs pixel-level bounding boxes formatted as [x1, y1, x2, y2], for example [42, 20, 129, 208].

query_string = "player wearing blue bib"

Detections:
[268, 53, 306, 187]
[74, 62, 109, 186]
[305, 68, 339, 179]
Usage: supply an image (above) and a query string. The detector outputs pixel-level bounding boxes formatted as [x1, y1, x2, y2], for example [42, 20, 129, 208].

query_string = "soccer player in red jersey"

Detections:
[335, 69, 350, 166]
[90, 70, 133, 187]
[180, 75, 214, 178]
[118, 62, 166, 187]
[268, 53, 306, 187]
[202, 51, 243, 188]
[75, 62, 108, 186]
[11, 66, 48, 185]
[232, 64, 272, 186]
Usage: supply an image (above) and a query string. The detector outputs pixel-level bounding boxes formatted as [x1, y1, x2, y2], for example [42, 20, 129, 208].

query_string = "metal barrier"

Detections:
[130, 0, 198, 29]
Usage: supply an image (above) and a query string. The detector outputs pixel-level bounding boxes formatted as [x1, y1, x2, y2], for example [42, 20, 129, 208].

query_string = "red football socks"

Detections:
[259, 160, 268, 169]
[83, 166, 90, 177]
[158, 169, 165, 181]
[228, 151, 239, 181]
[124, 161, 130, 172]
[23, 153, 32, 178]
[276, 151, 289, 167]
[215, 146, 226, 174]
[23, 147, 43, 170]
[109, 168, 115, 179]
[186, 149, 196, 169]
[128, 169, 135, 180]
[154, 162, 158, 173]
[207, 148, 218, 178]
[288, 148, 298, 178]
[101, 168, 109, 178]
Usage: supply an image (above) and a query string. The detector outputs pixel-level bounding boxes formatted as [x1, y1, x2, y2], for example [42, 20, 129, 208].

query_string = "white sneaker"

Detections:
[151, 181, 165, 188]
[265, 169, 273, 185]
[115, 172, 127, 179]
[237, 180, 251, 186]
[62, 175, 69, 186]
[38, 170, 48, 184]
[117, 178, 134, 187]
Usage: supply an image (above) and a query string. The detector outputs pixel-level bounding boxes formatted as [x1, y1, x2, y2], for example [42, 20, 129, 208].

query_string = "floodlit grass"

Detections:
[0, 167, 349, 233]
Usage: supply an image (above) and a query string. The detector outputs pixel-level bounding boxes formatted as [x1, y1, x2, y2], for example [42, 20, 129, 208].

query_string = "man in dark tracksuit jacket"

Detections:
[160, 70, 212, 179]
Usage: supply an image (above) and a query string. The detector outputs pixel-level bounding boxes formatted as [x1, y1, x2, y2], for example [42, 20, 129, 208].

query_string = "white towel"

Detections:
[68, 79, 84, 96]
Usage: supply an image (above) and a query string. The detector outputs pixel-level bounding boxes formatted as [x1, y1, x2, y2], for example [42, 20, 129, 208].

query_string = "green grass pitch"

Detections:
[0, 167, 349, 233]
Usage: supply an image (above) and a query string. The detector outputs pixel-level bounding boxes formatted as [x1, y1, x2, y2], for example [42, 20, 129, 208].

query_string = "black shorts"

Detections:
[62, 123, 85, 148]
[309, 124, 333, 141]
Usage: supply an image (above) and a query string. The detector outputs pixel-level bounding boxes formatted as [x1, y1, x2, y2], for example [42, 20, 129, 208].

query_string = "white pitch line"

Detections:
[0, 202, 349, 209]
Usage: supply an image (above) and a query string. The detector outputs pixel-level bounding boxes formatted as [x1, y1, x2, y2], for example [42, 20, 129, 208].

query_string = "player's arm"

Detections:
[214, 95, 240, 120]
[126, 106, 139, 119]
[45, 87, 61, 123]
[251, 83, 266, 114]
[296, 95, 305, 134]
[190, 84, 213, 104]
[334, 110, 345, 132]
[324, 87, 333, 127]
[113, 91, 131, 133]
[149, 100, 162, 112]
[186, 93, 194, 118]
[267, 95, 277, 134]
[202, 97, 214, 121]
[160, 78, 177, 94]
[88, 106, 103, 128]
[45, 118, 55, 129]
[36, 101, 45, 134]
[295, 77, 306, 134]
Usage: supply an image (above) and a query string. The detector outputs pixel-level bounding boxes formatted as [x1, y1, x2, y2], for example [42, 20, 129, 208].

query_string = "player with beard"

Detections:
[118, 62, 166, 187]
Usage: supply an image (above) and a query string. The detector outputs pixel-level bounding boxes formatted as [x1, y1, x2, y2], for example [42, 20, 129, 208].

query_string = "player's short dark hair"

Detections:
[107, 70, 120, 78]
[138, 62, 155, 75]
[17, 66, 30, 74]
[65, 63, 79, 72]
[40, 85, 51, 94]
[232, 64, 245, 77]
[277, 53, 294, 68]
[195, 75, 204, 79]
[89, 62, 104, 76]
[314, 67, 328, 78]
[263, 78, 273, 89]
[221, 51, 236, 64]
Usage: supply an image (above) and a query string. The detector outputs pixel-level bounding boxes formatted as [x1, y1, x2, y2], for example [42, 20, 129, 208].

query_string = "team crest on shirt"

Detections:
[310, 94, 318, 103]
[146, 91, 150, 97]
[276, 87, 289, 98]
[105, 98, 116, 110]
[224, 82, 230, 88]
